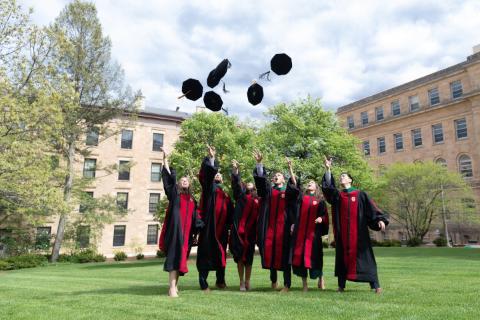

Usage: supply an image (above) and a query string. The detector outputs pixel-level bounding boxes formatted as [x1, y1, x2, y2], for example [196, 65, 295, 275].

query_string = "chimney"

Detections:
[473, 44, 480, 54]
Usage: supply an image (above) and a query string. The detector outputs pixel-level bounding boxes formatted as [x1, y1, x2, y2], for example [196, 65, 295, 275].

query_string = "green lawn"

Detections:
[1, 248, 479, 320]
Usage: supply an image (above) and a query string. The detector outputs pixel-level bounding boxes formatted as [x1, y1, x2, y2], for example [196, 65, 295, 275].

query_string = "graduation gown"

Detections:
[159, 167, 198, 275]
[196, 157, 233, 271]
[322, 173, 389, 283]
[254, 165, 296, 271]
[288, 179, 329, 277]
[229, 172, 261, 266]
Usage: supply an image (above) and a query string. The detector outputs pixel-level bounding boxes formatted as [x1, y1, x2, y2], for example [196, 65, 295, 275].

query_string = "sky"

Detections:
[19, 0, 480, 119]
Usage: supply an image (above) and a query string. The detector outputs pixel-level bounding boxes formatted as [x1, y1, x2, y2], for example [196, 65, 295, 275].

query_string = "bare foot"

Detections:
[302, 286, 308, 292]
[240, 281, 246, 292]
[271, 282, 278, 289]
[279, 287, 289, 293]
[318, 277, 325, 290]
[375, 288, 383, 294]
[202, 288, 211, 293]
[337, 287, 345, 293]
[245, 281, 250, 291]
[168, 288, 178, 298]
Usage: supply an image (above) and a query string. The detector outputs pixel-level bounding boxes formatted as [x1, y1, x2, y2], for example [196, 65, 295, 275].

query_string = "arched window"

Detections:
[435, 158, 447, 167]
[458, 154, 473, 177]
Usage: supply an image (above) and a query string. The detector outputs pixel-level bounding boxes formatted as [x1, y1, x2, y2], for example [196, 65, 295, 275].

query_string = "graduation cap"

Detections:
[178, 78, 203, 101]
[207, 59, 231, 89]
[203, 91, 223, 112]
[260, 53, 293, 80]
[247, 82, 264, 105]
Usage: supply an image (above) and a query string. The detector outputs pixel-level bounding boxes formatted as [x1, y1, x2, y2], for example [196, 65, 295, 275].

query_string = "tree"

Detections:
[258, 97, 374, 189]
[48, 0, 140, 262]
[373, 162, 474, 245]
[0, 0, 64, 233]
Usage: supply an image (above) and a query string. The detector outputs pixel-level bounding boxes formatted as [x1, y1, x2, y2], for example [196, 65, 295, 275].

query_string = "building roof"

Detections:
[337, 52, 480, 114]
[139, 106, 191, 122]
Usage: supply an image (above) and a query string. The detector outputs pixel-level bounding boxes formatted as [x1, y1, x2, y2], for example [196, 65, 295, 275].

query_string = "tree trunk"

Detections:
[50, 141, 75, 262]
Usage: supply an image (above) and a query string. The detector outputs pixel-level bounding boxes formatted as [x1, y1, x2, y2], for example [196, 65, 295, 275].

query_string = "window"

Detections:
[113, 225, 126, 246]
[361, 111, 368, 126]
[435, 158, 447, 167]
[83, 159, 96, 178]
[377, 137, 386, 154]
[391, 100, 401, 116]
[35, 227, 51, 249]
[121, 129, 133, 149]
[455, 118, 467, 139]
[76, 226, 90, 249]
[428, 88, 440, 106]
[151, 163, 162, 182]
[152, 133, 164, 151]
[409, 95, 420, 112]
[347, 116, 355, 129]
[432, 124, 444, 144]
[149, 193, 160, 213]
[79, 191, 94, 213]
[116, 192, 129, 210]
[411, 128, 422, 147]
[458, 155, 473, 177]
[362, 141, 370, 156]
[147, 225, 159, 245]
[375, 107, 384, 121]
[394, 133, 403, 151]
[450, 80, 463, 99]
[118, 160, 131, 181]
[86, 127, 99, 146]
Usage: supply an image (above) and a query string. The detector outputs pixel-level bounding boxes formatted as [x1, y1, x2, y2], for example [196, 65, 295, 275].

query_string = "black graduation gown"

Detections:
[288, 179, 329, 278]
[322, 173, 389, 283]
[196, 157, 233, 271]
[159, 167, 198, 276]
[230, 172, 261, 266]
[254, 165, 296, 271]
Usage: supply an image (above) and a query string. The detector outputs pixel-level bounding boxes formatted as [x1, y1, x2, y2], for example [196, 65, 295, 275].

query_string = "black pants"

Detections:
[199, 268, 225, 290]
[270, 265, 292, 288]
[338, 276, 380, 289]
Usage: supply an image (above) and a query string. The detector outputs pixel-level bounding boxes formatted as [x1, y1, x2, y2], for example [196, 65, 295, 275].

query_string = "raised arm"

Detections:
[198, 145, 219, 191]
[252, 150, 271, 198]
[231, 159, 244, 200]
[321, 156, 338, 205]
[161, 149, 176, 201]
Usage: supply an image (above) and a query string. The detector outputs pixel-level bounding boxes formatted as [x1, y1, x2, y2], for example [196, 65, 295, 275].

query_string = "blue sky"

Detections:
[20, 0, 480, 119]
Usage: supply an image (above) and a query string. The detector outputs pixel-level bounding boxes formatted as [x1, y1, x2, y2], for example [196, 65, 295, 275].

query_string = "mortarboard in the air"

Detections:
[178, 78, 203, 101]
[247, 82, 264, 105]
[260, 53, 293, 80]
[203, 91, 223, 112]
[207, 59, 231, 90]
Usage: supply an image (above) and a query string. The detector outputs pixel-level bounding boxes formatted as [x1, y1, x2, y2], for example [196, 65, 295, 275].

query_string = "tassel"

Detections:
[222, 81, 229, 93]
[259, 71, 271, 81]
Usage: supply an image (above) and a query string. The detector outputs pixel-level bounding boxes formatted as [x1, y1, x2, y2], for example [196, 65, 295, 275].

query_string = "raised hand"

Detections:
[286, 157, 292, 169]
[207, 144, 216, 158]
[253, 149, 263, 163]
[232, 159, 239, 175]
[324, 155, 332, 170]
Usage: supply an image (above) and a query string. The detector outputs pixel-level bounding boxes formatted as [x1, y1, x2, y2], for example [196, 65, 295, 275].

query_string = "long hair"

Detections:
[243, 181, 258, 198]
[177, 177, 193, 196]
[303, 181, 323, 201]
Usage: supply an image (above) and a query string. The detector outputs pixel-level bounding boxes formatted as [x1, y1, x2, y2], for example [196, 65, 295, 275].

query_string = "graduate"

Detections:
[158, 149, 199, 298]
[287, 158, 329, 292]
[253, 150, 296, 292]
[321, 156, 389, 294]
[196, 145, 233, 291]
[230, 159, 261, 291]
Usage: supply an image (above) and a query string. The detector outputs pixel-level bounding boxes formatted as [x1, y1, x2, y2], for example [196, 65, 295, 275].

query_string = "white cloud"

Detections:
[19, 0, 480, 118]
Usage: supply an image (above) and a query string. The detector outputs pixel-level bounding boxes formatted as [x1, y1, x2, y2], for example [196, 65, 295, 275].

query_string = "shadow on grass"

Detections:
[83, 259, 164, 270]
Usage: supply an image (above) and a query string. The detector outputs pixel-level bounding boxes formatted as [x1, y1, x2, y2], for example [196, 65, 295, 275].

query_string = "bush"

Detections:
[407, 237, 422, 247]
[73, 249, 106, 263]
[156, 250, 165, 258]
[114, 251, 127, 261]
[371, 239, 401, 247]
[0, 254, 47, 270]
[322, 241, 329, 249]
[433, 237, 447, 247]
[136, 253, 144, 260]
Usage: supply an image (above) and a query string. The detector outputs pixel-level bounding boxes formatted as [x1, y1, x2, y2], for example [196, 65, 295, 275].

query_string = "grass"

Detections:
[0, 248, 479, 320]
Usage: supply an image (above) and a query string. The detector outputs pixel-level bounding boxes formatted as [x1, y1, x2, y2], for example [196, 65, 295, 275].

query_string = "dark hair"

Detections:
[340, 172, 354, 182]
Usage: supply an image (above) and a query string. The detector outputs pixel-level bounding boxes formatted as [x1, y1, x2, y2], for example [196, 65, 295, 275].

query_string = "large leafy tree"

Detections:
[0, 0, 64, 232]
[373, 162, 474, 245]
[48, 0, 140, 261]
